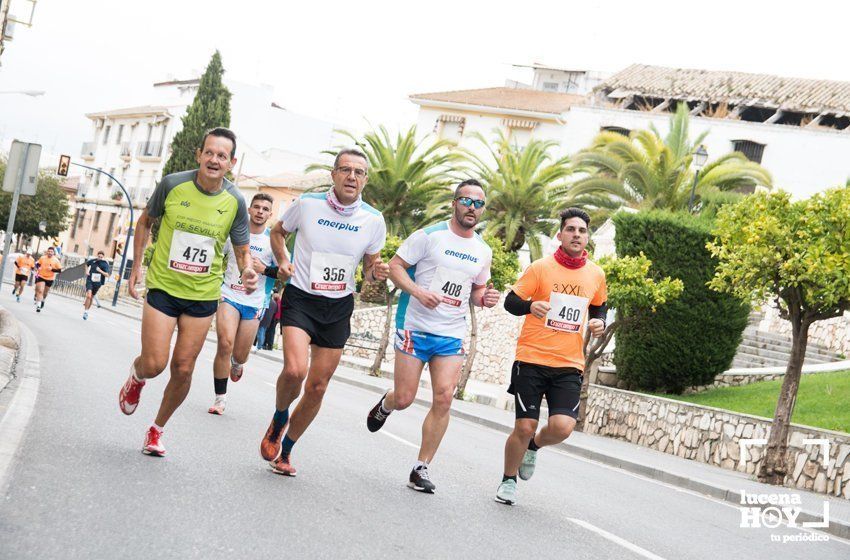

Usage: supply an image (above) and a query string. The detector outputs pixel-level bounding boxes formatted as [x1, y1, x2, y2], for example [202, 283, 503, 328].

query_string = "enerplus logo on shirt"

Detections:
[317, 218, 360, 233]
[444, 249, 479, 263]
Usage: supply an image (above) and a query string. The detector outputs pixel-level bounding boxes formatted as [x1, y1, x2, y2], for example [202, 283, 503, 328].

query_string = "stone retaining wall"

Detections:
[584, 385, 850, 498]
[760, 305, 849, 356]
[347, 300, 522, 384]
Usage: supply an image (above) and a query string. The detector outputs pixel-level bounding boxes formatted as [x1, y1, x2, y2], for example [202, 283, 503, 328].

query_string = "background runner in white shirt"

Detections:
[366, 179, 501, 493]
[209, 193, 276, 415]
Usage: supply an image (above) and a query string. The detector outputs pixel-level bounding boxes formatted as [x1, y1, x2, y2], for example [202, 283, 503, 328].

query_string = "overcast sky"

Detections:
[1, 0, 848, 160]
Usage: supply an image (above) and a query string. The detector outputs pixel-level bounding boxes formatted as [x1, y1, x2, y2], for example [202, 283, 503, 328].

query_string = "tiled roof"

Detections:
[598, 64, 850, 114]
[410, 87, 584, 115]
[85, 106, 173, 119]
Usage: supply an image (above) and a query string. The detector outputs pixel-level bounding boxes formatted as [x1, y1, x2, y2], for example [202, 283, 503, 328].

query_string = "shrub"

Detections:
[612, 210, 749, 392]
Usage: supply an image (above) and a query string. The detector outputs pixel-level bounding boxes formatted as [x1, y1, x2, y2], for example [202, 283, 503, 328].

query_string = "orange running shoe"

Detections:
[269, 454, 297, 477]
[259, 418, 286, 461]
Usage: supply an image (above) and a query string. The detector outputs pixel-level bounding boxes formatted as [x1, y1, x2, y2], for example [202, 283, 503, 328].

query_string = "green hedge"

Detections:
[612, 210, 749, 393]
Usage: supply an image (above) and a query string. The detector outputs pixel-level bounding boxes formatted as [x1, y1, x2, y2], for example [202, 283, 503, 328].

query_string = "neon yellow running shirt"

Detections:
[144, 170, 249, 301]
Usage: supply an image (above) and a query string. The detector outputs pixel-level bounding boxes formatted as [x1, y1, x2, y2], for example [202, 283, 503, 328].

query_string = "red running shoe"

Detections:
[269, 454, 297, 477]
[142, 426, 166, 456]
[259, 419, 285, 461]
[119, 370, 145, 415]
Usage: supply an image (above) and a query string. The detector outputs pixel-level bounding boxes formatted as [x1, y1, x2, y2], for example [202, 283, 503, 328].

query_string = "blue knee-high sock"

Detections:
[273, 408, 289, 430]
[281, 435, 296, 456]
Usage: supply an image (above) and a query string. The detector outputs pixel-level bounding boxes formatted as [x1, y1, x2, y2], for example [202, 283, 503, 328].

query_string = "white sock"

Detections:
[230, 355, 244, 367]
[152, 423, 164, 433]
[413, 460, 427, 470]
[130, 363, 144, 383]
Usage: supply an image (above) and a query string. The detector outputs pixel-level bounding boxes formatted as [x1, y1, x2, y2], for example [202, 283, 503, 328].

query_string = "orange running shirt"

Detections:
[36, 256, 62, 281]
[15, 255, 35, 276]
[512, 255, 607, 370]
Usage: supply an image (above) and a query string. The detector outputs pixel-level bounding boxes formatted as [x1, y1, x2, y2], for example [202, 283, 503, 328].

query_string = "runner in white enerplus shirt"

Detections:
[259, 149, 389, 477]
[366, 179, 501, 493]
[209, 193, 277, 415]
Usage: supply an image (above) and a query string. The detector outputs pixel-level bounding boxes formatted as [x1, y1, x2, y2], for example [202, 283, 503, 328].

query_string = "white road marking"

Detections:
[378, 429, 419, 449]
[568, 517, 667, 560]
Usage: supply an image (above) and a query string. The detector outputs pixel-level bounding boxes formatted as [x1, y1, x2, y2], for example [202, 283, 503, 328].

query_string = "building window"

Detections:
[93, 211, 102, 231]
[435, 115, 466, 142]
[601, 126, 631, 137]
[116, 124, 124, 144]
[107, 212, 117, 236]
[70, 210, 80, 237]
[77, 209, 86, 227]
[103, 125, 111, 145]
[732, 140, 766, 163]
[542, 81, 558, 92]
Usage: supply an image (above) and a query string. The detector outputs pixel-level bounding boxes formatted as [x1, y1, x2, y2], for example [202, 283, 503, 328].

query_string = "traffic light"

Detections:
[57, 155, 71, 177]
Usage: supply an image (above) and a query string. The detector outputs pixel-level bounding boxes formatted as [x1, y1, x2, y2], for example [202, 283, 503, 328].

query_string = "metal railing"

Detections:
[81, 142, 96, 157]
[50, 278, 87, 299]
[137, 141, 162, 158]
[120, 142, 133, 157]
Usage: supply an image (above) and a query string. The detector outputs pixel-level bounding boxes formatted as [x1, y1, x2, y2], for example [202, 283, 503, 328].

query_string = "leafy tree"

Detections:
[0, 162, 70, 240]
[455, 234, 520, 399]
[575, 254, 683, 430]
[707, 187, 850, 485]
[570, 103, 772, 218]
[460, 130, 572, 260]
[613, 210, 750, 392]
[162, 51, 232, 176]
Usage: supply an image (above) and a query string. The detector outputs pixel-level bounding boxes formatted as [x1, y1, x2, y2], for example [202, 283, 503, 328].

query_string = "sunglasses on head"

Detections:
[455, 196, 485, 209]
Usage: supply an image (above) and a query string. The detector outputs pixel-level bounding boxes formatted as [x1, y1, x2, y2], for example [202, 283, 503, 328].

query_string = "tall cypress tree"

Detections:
[162, 50, 232, 176]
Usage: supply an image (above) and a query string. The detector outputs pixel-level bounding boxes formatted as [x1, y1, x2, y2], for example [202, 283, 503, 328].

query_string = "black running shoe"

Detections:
[408, 465, 436, 493]
[366, 393, 390, 433]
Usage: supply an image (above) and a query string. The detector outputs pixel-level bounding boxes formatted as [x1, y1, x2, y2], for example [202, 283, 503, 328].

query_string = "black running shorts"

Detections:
[14, 274, 28, 283]
[35, 277, 54, 288]
[146, 288, 218, 318]
[507, 361, 583, 420]
[280, 284, 354, 349]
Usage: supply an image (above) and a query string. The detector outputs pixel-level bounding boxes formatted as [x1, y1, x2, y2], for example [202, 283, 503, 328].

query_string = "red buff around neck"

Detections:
[554, 247, 587, 269]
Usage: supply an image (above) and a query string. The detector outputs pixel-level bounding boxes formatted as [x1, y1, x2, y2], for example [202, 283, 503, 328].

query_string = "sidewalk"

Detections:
[53, 290, 850, 539]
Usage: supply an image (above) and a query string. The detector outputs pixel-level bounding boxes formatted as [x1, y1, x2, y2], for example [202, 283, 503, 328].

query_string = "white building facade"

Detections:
[411, 63, 850, 200]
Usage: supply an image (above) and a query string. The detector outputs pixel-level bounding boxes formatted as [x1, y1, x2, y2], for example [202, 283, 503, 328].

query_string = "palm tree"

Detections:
[460, 130, 573, 261]
[307, 126, 461, 238]
[569, 103, 772, 214]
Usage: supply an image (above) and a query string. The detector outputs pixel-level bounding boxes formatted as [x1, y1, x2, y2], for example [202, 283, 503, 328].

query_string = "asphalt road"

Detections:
[1, 292, 847, 559]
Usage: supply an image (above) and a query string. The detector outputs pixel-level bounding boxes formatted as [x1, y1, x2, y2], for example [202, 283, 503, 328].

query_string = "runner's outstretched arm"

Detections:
[269, 221, 294, 282]
[127, 209, 152, 299]
[231, 243, 259, 294]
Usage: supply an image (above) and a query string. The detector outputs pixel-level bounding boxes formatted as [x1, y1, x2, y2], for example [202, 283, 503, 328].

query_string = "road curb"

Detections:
[0, 306, 23, 394]
[0, 319, 41, 494]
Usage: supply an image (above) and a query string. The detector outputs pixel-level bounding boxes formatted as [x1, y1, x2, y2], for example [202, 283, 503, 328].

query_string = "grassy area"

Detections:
[657, 370, 850, 434]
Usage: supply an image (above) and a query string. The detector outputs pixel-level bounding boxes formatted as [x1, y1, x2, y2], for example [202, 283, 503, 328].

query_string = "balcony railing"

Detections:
[120, 142, 133, 158]
[137, 141, 162, 158]
[81, 142, 96, 159]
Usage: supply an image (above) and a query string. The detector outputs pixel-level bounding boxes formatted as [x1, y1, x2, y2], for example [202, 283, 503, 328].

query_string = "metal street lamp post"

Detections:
[688, 145, 709, 213]
[69, 162, 133, 307]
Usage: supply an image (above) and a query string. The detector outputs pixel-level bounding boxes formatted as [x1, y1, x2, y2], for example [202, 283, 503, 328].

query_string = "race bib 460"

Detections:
[546, 293, 589, 333]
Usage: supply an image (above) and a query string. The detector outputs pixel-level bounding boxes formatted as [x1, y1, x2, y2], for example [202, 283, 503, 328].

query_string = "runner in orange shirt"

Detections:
[34, 247, 63, 313]
[13, 251, 36, 303]
[495, 208, 607, 506]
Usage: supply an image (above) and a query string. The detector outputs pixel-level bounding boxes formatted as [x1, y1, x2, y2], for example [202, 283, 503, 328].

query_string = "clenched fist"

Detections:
[530, 301, 551, 319]
[482, 283, 501, 308]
